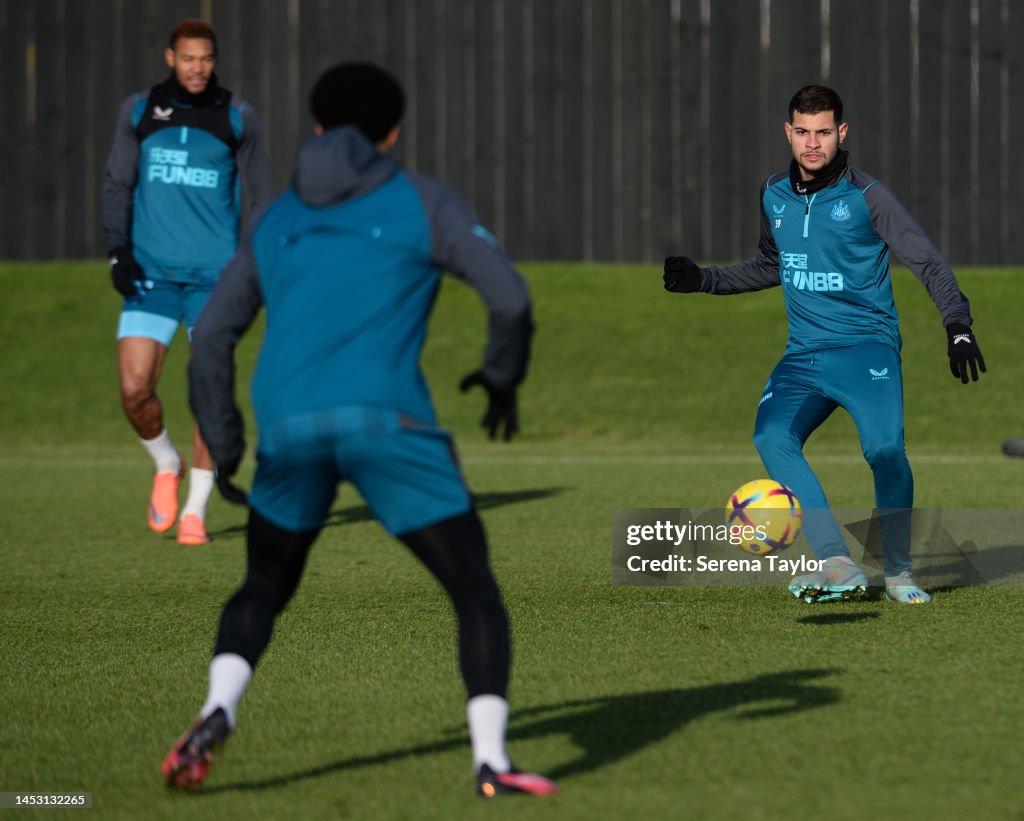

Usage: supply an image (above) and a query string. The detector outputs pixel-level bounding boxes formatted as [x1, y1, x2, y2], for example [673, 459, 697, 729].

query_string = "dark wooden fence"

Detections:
[2, 0, 1022, 263]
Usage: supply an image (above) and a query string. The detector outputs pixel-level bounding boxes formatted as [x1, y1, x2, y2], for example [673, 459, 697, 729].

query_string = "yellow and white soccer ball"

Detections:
[725, 479, 802, 556]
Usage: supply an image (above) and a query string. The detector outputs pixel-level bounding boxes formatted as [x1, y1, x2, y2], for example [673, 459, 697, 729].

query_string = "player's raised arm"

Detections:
[663, 178, 783, 295]
[411, 176, 534, 441]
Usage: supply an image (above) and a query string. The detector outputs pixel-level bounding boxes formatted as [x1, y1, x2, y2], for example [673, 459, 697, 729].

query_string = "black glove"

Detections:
[215, 456, 248, 506]
[109, 247, 144, 298]
[459, 370, 519, 441]
[946, 323, 986, 384]
[663, 256, 703, 293]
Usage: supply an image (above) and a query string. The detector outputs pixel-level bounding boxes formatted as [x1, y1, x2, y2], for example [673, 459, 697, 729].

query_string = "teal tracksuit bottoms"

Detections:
[752, 342, 914, 576]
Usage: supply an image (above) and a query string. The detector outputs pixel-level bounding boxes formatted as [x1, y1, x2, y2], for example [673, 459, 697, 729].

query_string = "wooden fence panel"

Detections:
[3, 0, 32, 258]
[1006, 1, 1024, 263]
[974, 0, 1006, 265]
[942, 0, 974, 264]
[880, 1, 914, 210]
[915, 2, 944, 252]
[707, 0, 759, 263]
[5, 0, 1024, 263]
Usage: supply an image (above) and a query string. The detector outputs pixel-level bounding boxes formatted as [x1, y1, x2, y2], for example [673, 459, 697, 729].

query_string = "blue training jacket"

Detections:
[697, 162, 972, 352]
[102, 79, 273, 284]
[188, 126, 533, 468]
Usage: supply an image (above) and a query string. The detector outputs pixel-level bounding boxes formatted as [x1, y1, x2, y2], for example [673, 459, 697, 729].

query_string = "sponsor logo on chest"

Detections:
[146, 146, 219, 189]
[779, 251, 845, 292]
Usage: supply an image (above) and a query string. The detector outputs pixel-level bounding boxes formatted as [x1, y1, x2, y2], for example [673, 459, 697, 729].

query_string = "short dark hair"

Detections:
[169, 19, 218, 53]
[310, 63, 406, 143]
[788, 85, 843, 124]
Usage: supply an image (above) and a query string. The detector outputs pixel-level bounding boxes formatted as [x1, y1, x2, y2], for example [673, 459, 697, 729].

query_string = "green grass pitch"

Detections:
[1, 262, 1022, 819]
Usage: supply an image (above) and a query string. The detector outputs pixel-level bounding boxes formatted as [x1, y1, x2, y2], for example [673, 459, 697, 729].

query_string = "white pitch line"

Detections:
[459, 453, 1009, 466]
[0, 453, 1008, 467]
[0, 457, 144, 468]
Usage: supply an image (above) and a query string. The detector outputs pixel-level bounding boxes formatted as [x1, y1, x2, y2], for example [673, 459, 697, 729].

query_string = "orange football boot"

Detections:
[148, 459, 185, 532]
[177, 513, 210, 546]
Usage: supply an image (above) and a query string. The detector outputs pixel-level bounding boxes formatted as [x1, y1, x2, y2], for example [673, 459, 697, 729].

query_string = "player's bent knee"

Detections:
[863, 441, 908, 471]
[240, 573, 296, 615]
[119, 380, 156, 413]
[243, 509, 318, 614]
[752, 427, 801, 461]
[451, 570, 503, 610]
[399, 510, 502, 597]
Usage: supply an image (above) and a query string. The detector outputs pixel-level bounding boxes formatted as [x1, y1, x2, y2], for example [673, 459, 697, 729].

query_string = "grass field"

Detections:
[1, 262, 1022, 820]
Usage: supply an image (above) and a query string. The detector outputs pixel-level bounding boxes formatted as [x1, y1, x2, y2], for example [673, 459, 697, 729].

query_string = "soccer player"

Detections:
[161, 63, 557, 798]
[662, 85, 985, 605]
[103, 19, 273, 545]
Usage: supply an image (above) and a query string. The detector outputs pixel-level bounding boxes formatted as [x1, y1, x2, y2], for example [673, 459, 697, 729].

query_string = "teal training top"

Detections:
[699, 164, 972, 353]
[102, 80, 273, 284]
[188, 127, 533, 468]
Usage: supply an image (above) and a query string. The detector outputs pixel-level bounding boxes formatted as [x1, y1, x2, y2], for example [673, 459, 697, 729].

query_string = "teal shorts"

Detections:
[117, 280, 215, 345]
[249, 408, 472, 536]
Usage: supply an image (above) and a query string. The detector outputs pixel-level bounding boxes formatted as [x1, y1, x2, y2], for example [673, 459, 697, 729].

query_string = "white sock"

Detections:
[467, 694, 511, 772]
[181, 468, 215, 520]
[140, 429, 181, 474]
[200, 653, 253, 728]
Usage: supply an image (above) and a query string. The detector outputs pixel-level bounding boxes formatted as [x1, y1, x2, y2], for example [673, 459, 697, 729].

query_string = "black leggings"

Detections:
[215, 508, 510, 698]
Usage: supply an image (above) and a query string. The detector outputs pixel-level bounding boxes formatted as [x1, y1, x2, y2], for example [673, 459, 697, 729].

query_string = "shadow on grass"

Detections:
[318, 486, 571, 530]
[796, 612, 881, 626]
[205, 487, 569, 542]
[206, 523, 247, 539]
[198, 667, 840, 794]
[913, 544, 1024, 588]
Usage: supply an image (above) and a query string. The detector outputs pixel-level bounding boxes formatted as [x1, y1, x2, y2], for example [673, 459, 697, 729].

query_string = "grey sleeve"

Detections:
[188, 240, 264, 468]
[101, 95, 141, 252]
[863, 181, 972, 327]
[700, 181, 782, 294]
[410, 174, 533, 389]
[236, 103, 275, 216]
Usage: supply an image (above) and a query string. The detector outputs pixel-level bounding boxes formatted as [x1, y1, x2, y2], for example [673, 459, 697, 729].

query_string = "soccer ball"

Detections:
[725, 479, 802, 556]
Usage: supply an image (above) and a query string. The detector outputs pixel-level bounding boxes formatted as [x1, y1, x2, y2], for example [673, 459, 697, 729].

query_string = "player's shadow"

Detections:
[858, 544, 1024, 591]
[319, 487, 570, 530]
[845, 512, 1024, 589]
[204, 487, 569, 540]
[205, 522, 248, 539]
[912, 543, 1024, 588]
[796, 612, 881, 626]
[198, 667, 840, 795]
